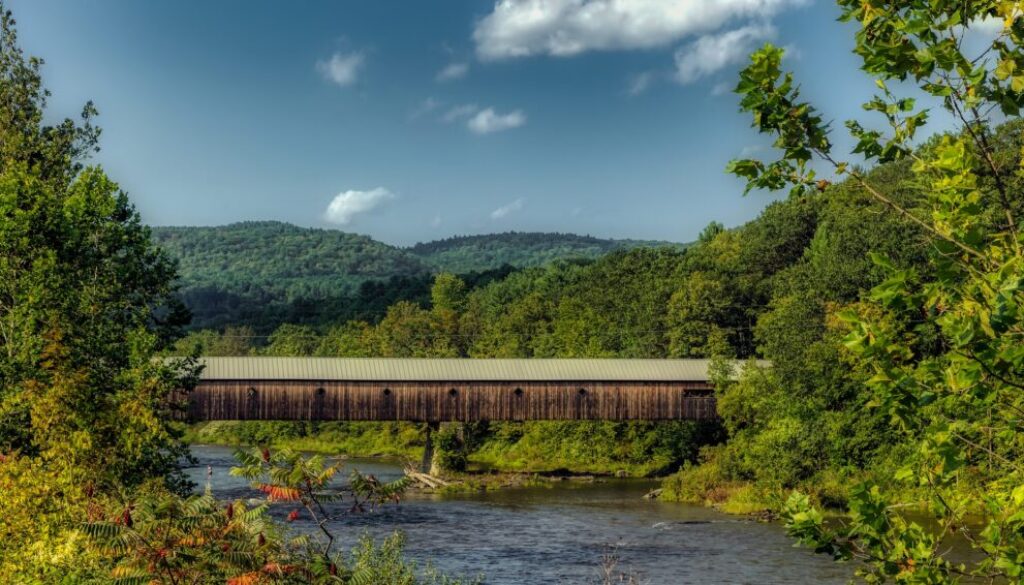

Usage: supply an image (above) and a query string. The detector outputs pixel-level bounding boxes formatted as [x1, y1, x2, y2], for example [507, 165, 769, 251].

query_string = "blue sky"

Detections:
[8, 1, 921, 245]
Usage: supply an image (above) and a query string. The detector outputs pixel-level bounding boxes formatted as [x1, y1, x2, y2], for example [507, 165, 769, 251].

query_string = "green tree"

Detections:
[730, 2, 1024, 581]
[171, 325, 258, 356]
[0, 5, 191, 488]
[0, 4, 196, 577]
[264, 323, 319, 357]
[666, 272, 731, 357]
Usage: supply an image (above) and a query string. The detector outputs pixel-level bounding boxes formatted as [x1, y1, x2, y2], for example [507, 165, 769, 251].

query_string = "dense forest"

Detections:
[408, 231, 682, 273]
[153, 222, 675, 330]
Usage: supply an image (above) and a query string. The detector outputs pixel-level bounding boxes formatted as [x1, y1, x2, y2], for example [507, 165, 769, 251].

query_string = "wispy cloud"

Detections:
[323, 187, 394, 225]
[316, 51, 365, 87]
[410, 97, 443, 120]
[436, 62, 469, 82]
[439, 104, 526, 134]
[468, 108, 527, 134]
[674, 24, 776, 84]
[474, 0, 801, 60]
[627, 71, 657, 96]
[442, 103, 480, 123]
[491, 197, 525, 220]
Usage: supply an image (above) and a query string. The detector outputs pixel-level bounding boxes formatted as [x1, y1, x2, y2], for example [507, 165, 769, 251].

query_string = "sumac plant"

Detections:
[82, 490, 290, 585]
[729, 1, 1024, 583]
[82, 447, 412, 584]
[231, 447, 410, 568]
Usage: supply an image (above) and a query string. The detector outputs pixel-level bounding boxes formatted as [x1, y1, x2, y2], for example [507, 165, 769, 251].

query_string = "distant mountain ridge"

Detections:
[409, 231, 682, 273]
[150, 221, 683, 330]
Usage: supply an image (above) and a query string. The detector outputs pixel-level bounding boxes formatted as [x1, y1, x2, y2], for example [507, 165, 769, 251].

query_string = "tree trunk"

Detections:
[421, 421, 440, 474]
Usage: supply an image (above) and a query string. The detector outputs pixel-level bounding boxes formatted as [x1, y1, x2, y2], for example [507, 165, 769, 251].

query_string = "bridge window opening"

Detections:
[449, 387, 459, 397]
[315, 387, 326, 396]
[578, 388, 588, 396]
[247, 387, 258, 398]
[513, 387, 523, 397]
[382, 388, 392, 397]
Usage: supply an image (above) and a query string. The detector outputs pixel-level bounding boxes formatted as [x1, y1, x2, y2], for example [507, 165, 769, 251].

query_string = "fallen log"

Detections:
[404, 467, 450, 489]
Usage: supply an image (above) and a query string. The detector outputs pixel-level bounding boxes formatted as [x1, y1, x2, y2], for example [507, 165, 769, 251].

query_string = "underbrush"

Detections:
[185, 421, 426, 459]
[660, 444, 929, 516]
[187, 420, 721, 479]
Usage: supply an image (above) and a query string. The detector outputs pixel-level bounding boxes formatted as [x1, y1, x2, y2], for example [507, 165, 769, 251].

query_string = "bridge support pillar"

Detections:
[421, 421, 440, 474]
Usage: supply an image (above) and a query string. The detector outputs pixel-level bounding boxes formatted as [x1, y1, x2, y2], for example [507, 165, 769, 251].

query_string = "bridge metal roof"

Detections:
[190, 357, 766, 382]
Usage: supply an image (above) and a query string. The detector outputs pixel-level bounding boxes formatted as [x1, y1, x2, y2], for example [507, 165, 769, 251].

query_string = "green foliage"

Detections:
[231, 446, 411, 568]
[76, 449, 468, 585]
[470, 421, 720, 477]
[409, 231, 683, 273]
[0, 0, 194, 494]
[152, 222, 432, 332]
[0, 5, 199, 578]
[187, 421, 426, 458]
[154, 223, 677, 332]
[730, 2, 1024, 581]
[433, 424, 469, 473]
[82, 491, 282, 584]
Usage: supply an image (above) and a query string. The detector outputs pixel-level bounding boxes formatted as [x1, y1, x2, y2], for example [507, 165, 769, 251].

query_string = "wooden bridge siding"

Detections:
[183, 380, 717, 422]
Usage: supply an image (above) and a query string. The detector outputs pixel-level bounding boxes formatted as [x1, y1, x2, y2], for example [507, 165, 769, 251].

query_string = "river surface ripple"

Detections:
[186, 444, 853, 584]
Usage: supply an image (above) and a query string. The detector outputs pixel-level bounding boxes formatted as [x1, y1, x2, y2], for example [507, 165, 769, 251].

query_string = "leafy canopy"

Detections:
[729, 1, 1024, 582]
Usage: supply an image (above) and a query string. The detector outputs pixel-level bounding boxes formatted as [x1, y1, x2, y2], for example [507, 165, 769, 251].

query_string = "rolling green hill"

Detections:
[151, 221, 682, 331]
[152, 221, 427, 299]
[409, 231, 683, 273]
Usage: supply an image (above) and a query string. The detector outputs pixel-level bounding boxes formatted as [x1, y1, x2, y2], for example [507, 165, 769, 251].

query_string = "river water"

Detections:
[186, 444, 853, 584]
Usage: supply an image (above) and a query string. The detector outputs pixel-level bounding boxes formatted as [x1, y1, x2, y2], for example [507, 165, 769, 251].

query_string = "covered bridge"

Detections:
[180, 357, 753, 423]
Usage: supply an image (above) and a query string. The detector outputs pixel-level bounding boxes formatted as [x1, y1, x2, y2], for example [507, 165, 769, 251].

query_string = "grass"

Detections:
[184, 420, 697, 478]
[184, 421, 425, 460]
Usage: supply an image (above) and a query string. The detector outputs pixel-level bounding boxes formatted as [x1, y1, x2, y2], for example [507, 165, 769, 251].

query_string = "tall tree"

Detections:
[730, 2, 1024, 581]
[0, 3, 193, 490]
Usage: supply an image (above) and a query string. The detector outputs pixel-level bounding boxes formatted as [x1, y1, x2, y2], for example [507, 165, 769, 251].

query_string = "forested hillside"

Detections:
[409, 231, 682, 273]
[153, 222, 678, 331]
[151, 222, 426, 330]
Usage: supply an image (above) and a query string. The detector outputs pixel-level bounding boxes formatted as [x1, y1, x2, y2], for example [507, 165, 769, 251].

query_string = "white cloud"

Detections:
[961, 17, 1006, 60]
[468, 108, 527, 134]
[969, 16, 1004, 36]
[436, 62, 470, 81]
[442, 103, 480, 123]
[430, 214, 443, 228]
[627, 71, 656, 96]
[474, 0, 799, 60]
[491, 198, 525, 219]
[316, 52, 364, 87]
[674, 24, 775, 84]
[323, 187, 394, 225]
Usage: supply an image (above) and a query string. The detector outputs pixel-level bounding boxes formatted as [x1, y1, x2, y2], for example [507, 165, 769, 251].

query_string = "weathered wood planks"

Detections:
[180, 380, 718, 422]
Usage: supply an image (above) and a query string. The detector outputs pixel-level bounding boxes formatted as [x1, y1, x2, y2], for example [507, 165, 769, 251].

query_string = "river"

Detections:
[186, 444, 853, 584]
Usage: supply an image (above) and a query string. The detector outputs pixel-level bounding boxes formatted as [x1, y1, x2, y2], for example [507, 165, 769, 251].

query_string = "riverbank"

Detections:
[183, 420, 718, 479]
[184, 421, 844, 518]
